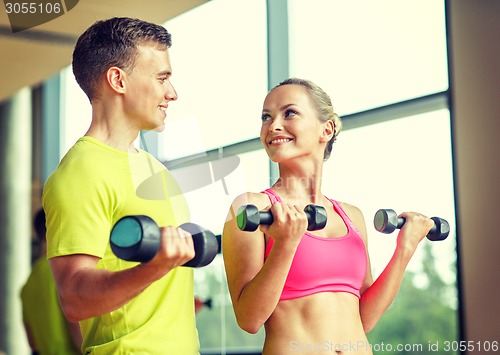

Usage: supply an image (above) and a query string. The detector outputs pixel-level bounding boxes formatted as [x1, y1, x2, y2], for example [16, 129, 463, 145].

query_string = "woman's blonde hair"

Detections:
[274, 78, 342, 161]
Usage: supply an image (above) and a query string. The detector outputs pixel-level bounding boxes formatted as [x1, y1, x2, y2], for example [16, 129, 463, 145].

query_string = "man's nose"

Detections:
[165, 81, 178, 101]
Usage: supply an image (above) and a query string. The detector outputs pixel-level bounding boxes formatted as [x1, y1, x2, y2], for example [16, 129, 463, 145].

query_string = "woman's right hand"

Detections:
[259, 202, 308, 249]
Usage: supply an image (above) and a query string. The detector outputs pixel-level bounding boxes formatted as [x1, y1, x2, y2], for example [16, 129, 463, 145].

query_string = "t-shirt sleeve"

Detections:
[42, 159, 119, 259]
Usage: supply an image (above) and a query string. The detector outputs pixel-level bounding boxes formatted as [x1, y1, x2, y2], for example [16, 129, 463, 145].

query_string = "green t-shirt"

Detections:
[43, 136, 199, 354]
[21, 257, 80, 355]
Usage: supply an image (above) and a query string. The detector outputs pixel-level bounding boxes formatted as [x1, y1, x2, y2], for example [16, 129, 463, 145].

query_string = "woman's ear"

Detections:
[320, 120, 335, 143]
[106, 67, 126, 94]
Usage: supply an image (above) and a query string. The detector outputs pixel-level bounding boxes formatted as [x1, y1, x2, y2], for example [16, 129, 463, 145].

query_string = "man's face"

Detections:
[124, 44, 178, 132]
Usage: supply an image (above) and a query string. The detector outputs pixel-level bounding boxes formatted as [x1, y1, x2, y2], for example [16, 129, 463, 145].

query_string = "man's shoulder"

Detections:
[51, 138, 125, 178]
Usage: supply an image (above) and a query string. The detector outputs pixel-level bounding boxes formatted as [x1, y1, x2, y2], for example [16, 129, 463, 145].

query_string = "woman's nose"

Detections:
[269, 117, 283, 132]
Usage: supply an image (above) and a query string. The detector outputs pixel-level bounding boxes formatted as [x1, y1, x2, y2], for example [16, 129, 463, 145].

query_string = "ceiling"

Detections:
[0, 0, 208, 103]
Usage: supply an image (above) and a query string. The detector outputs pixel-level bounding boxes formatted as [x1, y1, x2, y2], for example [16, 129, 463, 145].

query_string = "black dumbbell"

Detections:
[237, 204, 327, 232]
[373, 209, 450, 241]
[110, 215, 219, 267]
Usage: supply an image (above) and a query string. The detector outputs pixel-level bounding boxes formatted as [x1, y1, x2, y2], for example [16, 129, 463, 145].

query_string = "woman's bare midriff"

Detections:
[262, 292, 373, 355]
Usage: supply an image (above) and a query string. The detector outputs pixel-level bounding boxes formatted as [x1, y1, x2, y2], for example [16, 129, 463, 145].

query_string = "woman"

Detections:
[222, 78, 434, 354]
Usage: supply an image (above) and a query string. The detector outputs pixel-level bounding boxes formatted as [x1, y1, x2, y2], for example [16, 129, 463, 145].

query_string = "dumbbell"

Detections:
[237, 204, 327, 232]
[110, 215, 218, 267]
[373, 209, 450, 241]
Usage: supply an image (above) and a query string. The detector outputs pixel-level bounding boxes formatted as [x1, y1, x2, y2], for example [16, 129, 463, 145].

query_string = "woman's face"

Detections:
[260, 84, 328, 163]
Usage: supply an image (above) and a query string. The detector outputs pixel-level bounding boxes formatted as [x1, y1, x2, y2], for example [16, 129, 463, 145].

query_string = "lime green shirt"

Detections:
[21, 257, 80, 355]
[42, 137, 199, 354]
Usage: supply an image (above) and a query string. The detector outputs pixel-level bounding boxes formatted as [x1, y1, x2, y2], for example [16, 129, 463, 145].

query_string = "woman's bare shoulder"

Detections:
[231, 191, 272, 211]
[336, 200, 367, 230]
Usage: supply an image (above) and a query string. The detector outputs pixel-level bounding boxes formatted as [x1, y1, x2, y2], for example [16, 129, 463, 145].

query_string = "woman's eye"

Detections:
[285, 109, 298, 118]
[261, 114, 271, 122]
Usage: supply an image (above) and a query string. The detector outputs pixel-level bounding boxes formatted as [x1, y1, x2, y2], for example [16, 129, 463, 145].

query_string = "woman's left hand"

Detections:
[396, 212, 434, 252]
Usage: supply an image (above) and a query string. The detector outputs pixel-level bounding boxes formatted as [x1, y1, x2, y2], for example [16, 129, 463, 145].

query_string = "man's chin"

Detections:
[152, 123, 165, 132]
[143, 122, 165, 132]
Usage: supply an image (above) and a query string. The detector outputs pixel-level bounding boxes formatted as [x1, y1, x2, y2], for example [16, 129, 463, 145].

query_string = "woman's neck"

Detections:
[272, 160, 324, 205]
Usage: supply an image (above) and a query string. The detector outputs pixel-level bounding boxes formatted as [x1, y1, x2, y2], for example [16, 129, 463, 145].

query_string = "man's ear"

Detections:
[320, 120, 335, 143]
[106, 67, 127, 94]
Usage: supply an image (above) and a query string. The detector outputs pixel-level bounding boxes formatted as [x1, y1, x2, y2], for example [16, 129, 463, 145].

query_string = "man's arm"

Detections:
[50, 226, 195, 322]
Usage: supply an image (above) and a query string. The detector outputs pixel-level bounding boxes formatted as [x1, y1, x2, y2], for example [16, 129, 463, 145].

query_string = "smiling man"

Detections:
[42, 17, 199, 354]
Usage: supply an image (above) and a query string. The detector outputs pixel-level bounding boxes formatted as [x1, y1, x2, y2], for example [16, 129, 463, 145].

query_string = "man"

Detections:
[42, 17, 199, 354]
[21, 209, 82, 355]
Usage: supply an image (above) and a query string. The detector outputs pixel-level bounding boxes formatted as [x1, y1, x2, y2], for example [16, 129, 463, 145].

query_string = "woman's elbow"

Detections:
[360, 314, 379, 334]
[239, 324, 262, 335]
[359, 308, 376, 333]
[236, 314, 264, 334]
[362, 321, 376, 334]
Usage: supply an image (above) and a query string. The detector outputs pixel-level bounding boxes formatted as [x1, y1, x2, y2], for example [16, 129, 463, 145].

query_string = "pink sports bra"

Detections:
[263, 189, 367, 300]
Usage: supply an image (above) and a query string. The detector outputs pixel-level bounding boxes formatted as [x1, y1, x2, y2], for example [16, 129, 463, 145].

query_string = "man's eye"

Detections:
[158, 77, 167, 84]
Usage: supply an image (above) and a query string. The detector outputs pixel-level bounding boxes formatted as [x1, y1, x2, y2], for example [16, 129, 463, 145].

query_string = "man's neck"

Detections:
[86, 100, 139, 152]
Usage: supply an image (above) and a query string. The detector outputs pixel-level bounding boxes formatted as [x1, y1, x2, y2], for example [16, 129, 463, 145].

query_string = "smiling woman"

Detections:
[260, 78, 341, 162]
[222, 78, 438, 355]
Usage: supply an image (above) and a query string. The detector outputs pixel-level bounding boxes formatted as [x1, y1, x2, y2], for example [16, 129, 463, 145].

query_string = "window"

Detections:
[161, 0, 268, 160]
[181, 150, 269, 353]
[324, 110, 458, 350]
[60, 66, 91, 156]
[171, 150, 270, 234]
[288, 0, 448, 115]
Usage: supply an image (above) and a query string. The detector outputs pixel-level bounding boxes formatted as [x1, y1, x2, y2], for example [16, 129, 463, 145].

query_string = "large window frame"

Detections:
[161, 1, 459, 354]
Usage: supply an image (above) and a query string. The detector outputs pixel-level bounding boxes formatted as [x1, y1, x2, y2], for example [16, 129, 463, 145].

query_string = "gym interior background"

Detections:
[1, 0, 499, 354]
